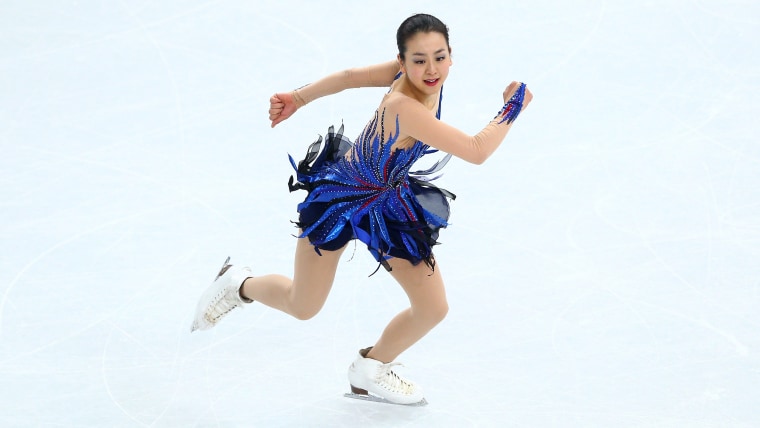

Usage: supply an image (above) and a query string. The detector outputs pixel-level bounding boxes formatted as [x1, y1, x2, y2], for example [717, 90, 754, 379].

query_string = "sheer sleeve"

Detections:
[293, 61, 400, 106]
[391, 97, 516, 165]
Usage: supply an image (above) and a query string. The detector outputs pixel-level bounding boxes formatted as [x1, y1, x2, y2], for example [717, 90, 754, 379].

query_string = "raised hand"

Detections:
[496, 82, 533, 124]
[269, 92, 299, 128]
[502, 81, 533, 108]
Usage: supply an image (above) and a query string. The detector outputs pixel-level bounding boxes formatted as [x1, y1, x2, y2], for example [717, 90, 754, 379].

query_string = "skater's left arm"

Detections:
[269, 60, 400, 128]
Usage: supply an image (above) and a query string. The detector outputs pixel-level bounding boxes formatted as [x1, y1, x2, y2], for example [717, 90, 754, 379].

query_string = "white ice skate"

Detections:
[345, 347, 427, 406]
[190, 257, 253, 332]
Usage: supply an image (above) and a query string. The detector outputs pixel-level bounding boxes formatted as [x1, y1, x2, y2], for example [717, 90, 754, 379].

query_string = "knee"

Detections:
[433, 302, 449, 325]
[419, 300, 449, 326]
[290, 304, 322, 321]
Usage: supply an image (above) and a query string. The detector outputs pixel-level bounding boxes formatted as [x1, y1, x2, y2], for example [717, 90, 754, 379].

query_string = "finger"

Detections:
[519, 88, 532, 110]
[504, 81, 524, 100]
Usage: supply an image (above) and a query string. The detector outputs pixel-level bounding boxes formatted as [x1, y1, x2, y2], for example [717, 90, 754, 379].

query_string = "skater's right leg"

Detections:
[240, 236, 346, 320]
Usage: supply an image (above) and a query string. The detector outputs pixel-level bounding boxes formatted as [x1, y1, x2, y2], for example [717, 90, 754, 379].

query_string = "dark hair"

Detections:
[396, 14, 450, 60]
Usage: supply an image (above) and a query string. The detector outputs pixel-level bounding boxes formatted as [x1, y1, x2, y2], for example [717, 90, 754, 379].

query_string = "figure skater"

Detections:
[191, 13, 533, 406]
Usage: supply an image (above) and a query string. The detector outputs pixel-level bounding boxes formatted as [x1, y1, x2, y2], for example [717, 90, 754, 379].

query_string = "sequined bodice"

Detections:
[288, 83, 452, 271]
[336, 112, 430, 190]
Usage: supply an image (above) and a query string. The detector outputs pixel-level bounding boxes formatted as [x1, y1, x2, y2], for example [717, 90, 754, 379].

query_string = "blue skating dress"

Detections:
[288, 80, 454, 271]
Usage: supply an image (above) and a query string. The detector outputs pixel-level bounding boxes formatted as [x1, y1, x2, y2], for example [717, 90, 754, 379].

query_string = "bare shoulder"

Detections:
[381, 92, 427, 117]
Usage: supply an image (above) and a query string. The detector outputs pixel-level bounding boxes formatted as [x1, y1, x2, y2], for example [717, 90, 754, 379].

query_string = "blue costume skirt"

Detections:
[288, 124, 455, 272]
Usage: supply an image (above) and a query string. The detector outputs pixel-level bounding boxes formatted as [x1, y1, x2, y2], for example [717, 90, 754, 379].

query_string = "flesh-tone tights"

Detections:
[239, 237, 448, 363]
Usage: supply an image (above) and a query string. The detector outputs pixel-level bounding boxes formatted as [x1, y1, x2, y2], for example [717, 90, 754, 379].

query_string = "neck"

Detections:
[397, 76, 439, 108]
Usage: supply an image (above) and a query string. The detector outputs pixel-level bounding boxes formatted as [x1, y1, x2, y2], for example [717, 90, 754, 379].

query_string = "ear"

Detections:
[449, 47, 453, 65]
[397, 54, 406, 73]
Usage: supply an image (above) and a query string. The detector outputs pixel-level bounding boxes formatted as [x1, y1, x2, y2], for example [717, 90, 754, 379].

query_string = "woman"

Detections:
[191, 13, 532, 406]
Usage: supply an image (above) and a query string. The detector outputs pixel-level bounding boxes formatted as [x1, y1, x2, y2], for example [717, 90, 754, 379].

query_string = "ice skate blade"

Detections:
[344, 392, 428, 407]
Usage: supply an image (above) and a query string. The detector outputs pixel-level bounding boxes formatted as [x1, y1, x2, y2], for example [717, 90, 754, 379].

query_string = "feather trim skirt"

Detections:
[288, 124, 454, 271]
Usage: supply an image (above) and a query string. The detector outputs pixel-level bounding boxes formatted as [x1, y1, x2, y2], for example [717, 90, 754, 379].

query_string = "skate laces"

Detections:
[204, 266, 249, 323]
[376, 362, 415, 395]
[204, 290, 241, 322]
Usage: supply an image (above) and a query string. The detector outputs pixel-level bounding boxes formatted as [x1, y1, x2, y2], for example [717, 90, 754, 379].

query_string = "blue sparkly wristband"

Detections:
[495, 82, 526, 124]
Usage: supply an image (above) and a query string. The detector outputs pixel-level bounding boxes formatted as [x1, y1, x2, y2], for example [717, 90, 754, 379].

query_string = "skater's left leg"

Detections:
[365, 258, 448, 363]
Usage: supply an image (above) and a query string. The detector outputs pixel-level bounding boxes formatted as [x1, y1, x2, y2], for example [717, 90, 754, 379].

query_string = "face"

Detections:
[398, 31, 452, 96]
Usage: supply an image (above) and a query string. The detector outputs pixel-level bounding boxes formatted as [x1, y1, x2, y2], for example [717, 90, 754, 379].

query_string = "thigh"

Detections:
[386, 257, 448, 311]
[290, 236, 347, 312]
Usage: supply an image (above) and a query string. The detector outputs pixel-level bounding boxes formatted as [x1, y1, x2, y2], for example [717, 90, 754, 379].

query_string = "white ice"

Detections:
[1, 1, 759, 426]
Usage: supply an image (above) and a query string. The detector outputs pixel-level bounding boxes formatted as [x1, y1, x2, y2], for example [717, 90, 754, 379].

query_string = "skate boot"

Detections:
[190, 257, 253, 332]
[346, 347, 427, 406]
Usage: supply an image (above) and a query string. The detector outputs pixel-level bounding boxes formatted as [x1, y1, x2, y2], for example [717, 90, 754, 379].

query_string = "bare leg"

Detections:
[366, 258, 449, 363]
[240, 237, 346, 320]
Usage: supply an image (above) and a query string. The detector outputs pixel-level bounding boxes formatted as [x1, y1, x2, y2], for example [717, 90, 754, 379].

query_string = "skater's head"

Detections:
[396, 14, 450, 61]
[395, 14, 453, 95]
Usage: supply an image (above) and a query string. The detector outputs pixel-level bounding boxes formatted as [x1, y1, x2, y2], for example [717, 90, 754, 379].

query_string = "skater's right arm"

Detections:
[269, 61, 400, 128]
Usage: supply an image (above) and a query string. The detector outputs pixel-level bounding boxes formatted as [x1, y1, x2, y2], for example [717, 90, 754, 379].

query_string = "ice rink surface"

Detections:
[1, 1, 759, 426]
